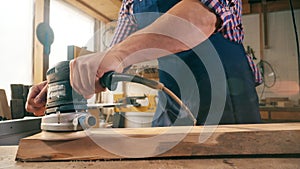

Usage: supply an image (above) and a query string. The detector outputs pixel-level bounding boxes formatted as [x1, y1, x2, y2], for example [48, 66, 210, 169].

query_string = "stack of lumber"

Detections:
[0, 89, 11, 120]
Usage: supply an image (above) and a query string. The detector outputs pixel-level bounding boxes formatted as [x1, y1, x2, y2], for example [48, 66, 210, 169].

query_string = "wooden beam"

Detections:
[63, 0, 112, 23]
[110, 0, 122, 8]
[16, 123, 300, 161]
[33, 0, 44, 84]
[33, 0, 50, 83]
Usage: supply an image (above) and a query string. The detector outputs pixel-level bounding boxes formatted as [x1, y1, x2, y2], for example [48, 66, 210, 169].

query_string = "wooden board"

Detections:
[0, 89, 11, 120]
[2, 146, 300, 169]
[16, 123, 300, 162]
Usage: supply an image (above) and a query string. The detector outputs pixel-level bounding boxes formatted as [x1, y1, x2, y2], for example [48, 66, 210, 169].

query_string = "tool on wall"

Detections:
[36, 22, 54, 81]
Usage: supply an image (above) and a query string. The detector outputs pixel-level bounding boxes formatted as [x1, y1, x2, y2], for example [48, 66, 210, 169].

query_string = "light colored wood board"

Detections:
[0, 89, 11, 119]
[2, 146, 300, 169]
[16, 123, 300, 161]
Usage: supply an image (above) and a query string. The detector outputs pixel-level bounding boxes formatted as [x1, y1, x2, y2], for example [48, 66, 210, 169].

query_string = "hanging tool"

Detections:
[36, 22, 54, 81]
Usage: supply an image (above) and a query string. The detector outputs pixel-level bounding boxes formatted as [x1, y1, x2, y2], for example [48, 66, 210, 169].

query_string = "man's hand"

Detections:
[25, 81, 48, 116]
[69, 52, 124, 99]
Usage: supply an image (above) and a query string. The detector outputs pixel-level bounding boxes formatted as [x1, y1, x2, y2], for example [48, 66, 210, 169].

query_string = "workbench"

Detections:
[260, 106, 300, 122]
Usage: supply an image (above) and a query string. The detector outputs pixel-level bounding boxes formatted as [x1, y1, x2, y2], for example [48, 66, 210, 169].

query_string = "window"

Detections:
[0, 0, 34, 101]
[49, 0, 95, 67]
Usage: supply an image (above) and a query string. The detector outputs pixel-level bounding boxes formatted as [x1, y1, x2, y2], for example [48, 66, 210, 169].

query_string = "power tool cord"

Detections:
[100, 71, 197, 126]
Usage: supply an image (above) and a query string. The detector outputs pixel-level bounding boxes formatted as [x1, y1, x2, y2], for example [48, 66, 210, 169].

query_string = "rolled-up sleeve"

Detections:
[110, 0, 138, 46]
[201, 0, 231, 29]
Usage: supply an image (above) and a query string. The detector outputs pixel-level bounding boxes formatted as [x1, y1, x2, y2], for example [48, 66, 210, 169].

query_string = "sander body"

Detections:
[41, 61, 96, 131]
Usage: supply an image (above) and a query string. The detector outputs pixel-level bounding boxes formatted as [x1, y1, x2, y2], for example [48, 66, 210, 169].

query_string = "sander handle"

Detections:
[99, 71, 164, 91]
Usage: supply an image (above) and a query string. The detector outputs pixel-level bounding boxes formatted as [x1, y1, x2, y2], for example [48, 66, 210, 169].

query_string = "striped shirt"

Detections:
[111, 0, 244, 46]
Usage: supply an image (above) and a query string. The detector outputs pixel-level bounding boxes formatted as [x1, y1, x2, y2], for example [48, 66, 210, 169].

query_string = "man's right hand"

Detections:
[25, 81, 48, 116]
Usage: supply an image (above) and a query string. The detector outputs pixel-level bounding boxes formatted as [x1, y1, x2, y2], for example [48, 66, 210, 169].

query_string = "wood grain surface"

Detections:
[16, 123, 300, 162]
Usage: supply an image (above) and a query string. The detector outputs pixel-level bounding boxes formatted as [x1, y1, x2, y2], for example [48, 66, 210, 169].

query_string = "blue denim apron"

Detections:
[133, 0, 261, 126]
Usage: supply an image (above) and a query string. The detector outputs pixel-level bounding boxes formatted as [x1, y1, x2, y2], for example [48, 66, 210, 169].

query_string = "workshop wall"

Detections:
[243, 10, 300, 103]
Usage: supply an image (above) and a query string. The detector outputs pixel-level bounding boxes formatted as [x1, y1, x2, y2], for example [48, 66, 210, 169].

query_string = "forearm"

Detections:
[107, 0, 217, 69]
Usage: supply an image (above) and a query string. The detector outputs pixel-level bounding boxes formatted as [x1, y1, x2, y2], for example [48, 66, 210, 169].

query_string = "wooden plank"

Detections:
[16, 123, 300, 161]
[3, 147, 300, 169]
[0, 89, 11, 120]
